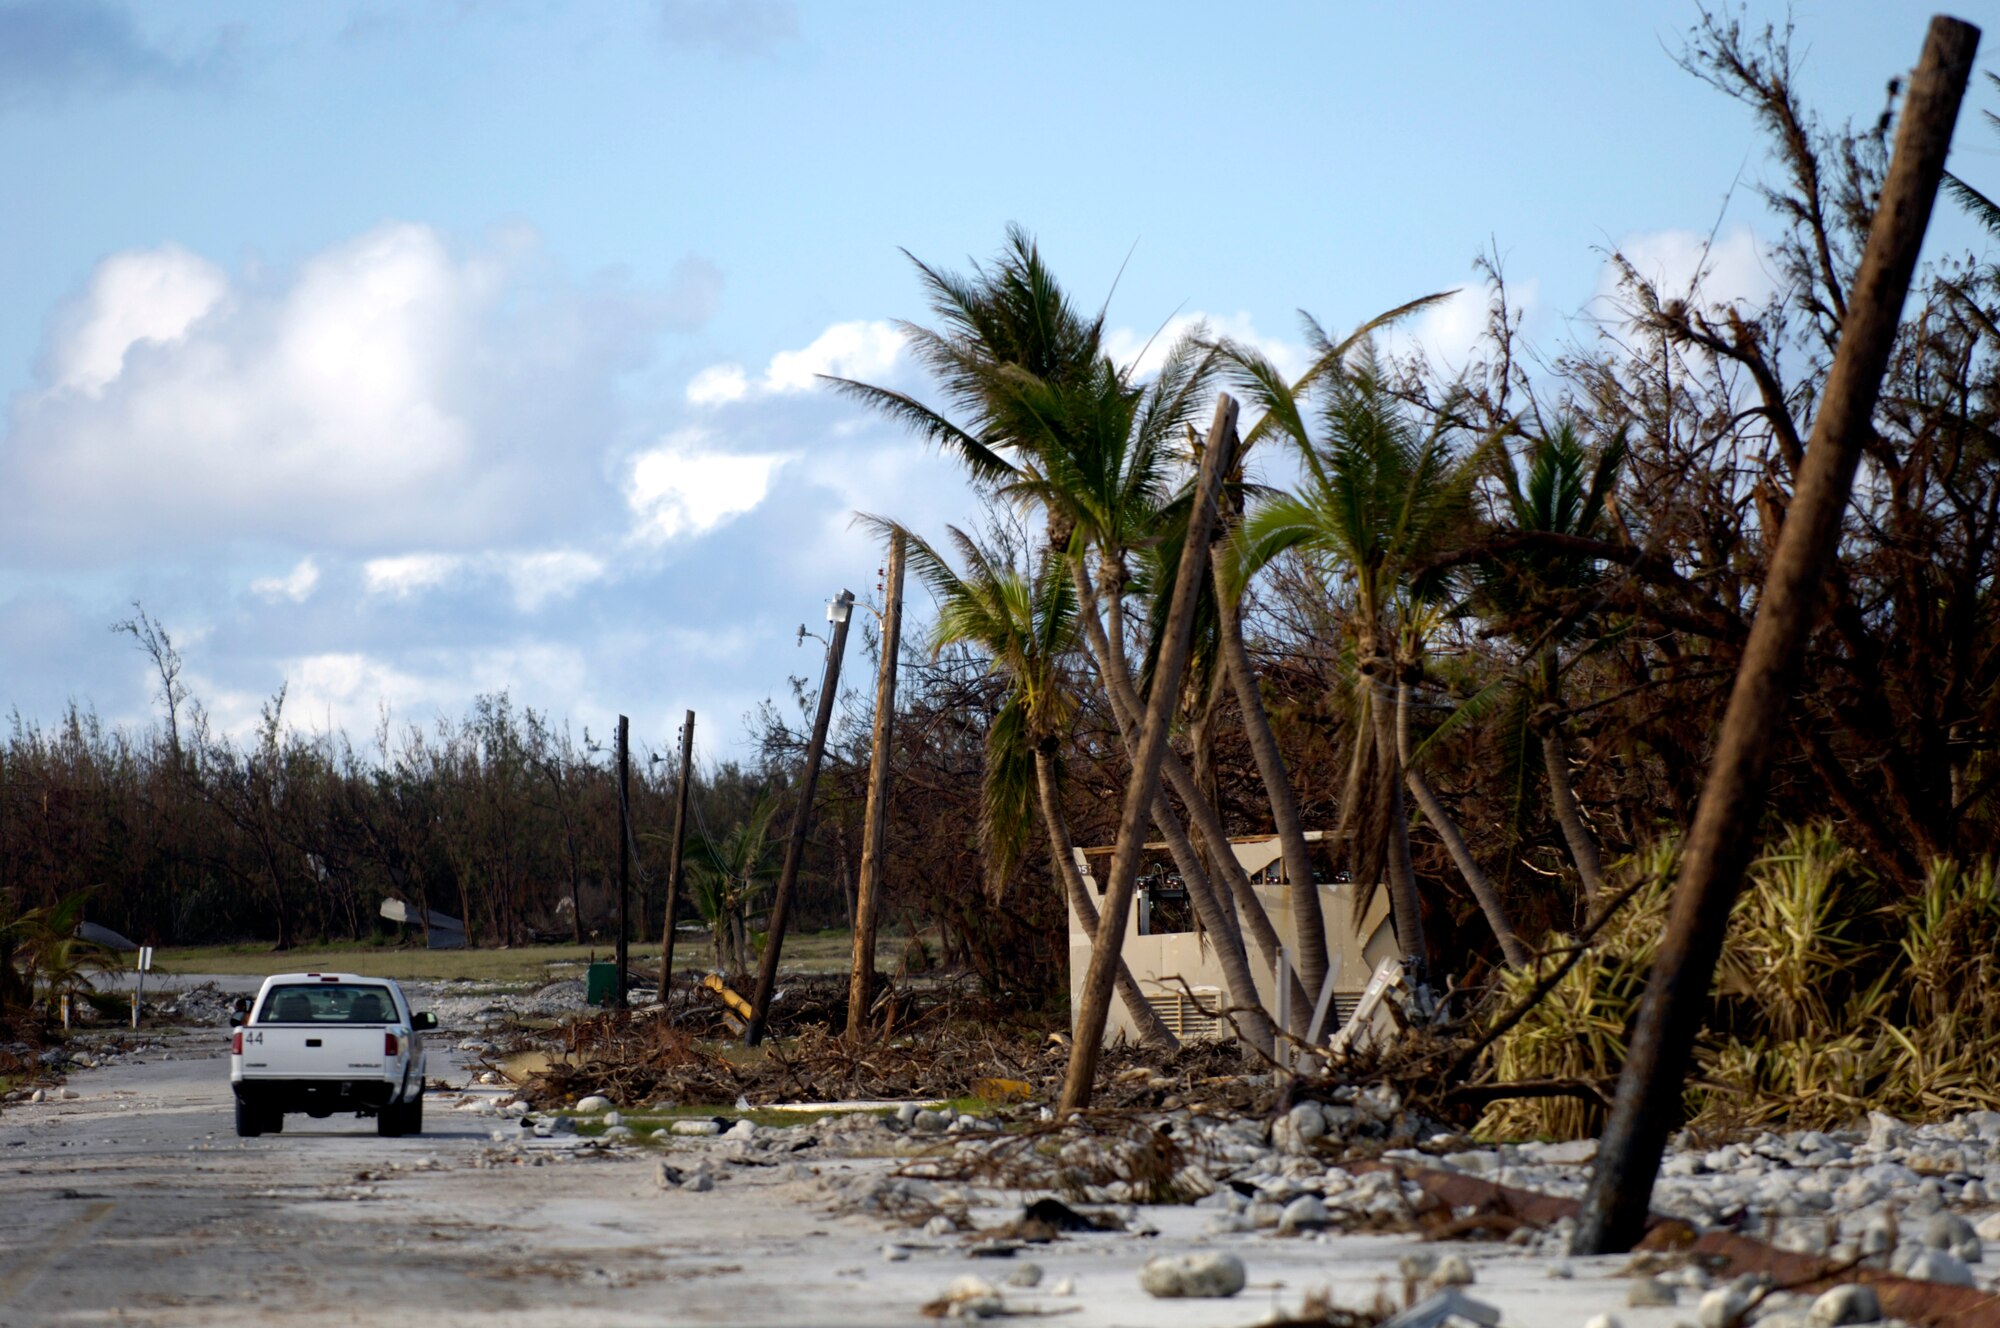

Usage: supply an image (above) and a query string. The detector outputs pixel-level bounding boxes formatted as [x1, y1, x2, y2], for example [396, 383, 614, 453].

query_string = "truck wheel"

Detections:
[376, 1103, 406, 1138]
[234, 1098, 263, 1138]
[265, 1110, 284, 1134]
[405, 1092, 424, 1136]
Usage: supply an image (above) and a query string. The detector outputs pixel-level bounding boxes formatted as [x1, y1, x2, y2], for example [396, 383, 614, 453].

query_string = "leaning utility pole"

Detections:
[745, 590, 856, 1046]
[846, 535, 906, 1044]
[614, 714, 632, 1011]
[656, 709, 696, 1004]
[1059, 394, 1238, 1116]
[1573, 13, 1978, 1256]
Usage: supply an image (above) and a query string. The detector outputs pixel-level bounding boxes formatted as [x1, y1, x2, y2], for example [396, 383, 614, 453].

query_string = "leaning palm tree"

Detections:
[876, 517, 1181, 1050]
[828, 228, 1299, 1042]
[1240, 343, 1500, 971]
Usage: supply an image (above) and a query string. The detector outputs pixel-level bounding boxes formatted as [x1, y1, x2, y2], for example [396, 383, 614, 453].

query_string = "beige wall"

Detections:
[1067, 833, 1397, 1045]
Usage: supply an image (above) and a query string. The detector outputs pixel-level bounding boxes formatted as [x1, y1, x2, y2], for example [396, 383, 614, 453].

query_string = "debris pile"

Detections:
[152, 982, 237, 1026]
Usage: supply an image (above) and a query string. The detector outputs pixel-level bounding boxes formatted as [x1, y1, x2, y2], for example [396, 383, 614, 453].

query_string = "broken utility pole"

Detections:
[657, 709, 695, 1004]
[847, 533, 905, 1045]
[1058, 394, 1239, 1116]
[615, 713, 632, 1011]
[745, 589, 856, 1047]
[1572, 12, 1979, 1257]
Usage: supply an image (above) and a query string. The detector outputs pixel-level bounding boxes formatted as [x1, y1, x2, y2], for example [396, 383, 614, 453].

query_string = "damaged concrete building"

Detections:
[1066, 831, 1400, 1045]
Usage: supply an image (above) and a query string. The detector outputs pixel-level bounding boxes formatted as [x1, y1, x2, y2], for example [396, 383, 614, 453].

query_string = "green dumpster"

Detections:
[586, 961, 620, 1008]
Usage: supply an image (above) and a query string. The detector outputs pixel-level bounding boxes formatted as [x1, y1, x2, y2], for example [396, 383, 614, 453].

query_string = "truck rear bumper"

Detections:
[234, 1079, 399, 1113]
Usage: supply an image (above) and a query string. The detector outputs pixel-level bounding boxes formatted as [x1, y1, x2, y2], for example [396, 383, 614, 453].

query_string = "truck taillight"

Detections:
[385, 1032, 400, 1056]
[231, 1031, 243, 1055]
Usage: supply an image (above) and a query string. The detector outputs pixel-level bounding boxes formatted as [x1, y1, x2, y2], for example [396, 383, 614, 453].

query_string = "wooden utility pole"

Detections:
[745, 590, 856, 1046]
[1058, 394, 1239, 1115]
[1572, 13, 1978, 1256]
[656, 709, 696, 1004]
[847, 534, 906, 1044]
[614, 714, 631, 1011]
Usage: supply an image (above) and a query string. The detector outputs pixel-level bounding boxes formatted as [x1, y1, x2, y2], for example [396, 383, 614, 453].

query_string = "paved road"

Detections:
[0, 1031, 878, 1328]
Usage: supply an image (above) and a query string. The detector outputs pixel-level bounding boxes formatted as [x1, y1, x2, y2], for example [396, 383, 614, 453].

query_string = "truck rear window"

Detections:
[256, 984, 398, 1024]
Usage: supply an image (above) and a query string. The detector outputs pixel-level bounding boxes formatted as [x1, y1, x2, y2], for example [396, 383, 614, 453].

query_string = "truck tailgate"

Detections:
[239, 1026, 393, 1079]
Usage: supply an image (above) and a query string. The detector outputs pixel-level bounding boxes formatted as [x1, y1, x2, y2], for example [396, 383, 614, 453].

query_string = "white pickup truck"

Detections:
[229, 972, 436, 1138]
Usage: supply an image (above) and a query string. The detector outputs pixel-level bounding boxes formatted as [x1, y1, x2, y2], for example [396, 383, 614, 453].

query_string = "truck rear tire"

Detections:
[405, 1092, 424, 1136]
[234, 1098, 263, 1138]
[376, 1103, 406, 1138]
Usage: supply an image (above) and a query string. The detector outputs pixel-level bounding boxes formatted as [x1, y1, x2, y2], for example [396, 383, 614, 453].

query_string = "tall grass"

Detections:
[1480, 825, 2000, 1140]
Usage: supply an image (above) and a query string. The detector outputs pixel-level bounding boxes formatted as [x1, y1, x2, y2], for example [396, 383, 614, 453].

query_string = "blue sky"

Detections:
[0, 0, 1988, 759]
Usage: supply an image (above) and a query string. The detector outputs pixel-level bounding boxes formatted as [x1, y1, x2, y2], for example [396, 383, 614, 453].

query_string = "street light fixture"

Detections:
[826, 592, 854, 625]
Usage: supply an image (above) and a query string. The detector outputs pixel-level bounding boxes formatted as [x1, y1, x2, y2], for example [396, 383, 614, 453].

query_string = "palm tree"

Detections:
[1474, 420, 1628, 904]
[687, 797, 780, 975]
[1, 889, 116, 1022]
[1240, 343, 1499, 971]
[879, 518, 1180, 1050]
[828, 229, 1299, 1038]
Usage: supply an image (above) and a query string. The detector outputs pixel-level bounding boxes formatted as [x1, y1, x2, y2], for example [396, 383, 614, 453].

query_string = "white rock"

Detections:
[1806, 1284, 1880, 1326]
[575, 1095, 612, 1114]
[881, 1244, 909, 1262]
[1138, 1252, 1246, 1299]
[502, 1099, 531, 1116]
[602, 1125, 633, 1140]
[477, 1071, 499, 1084]
[1245, 1201, 1284, 1229]
[1537, 1138, 1598, 1166]
[1273, 1101, 1328, 1154]
[28, 1089, 43, 1103]
[1866, 1111, 1908, 1152]
[1627, 1274, 1676, 1307]
[940, 1275, 1002, 1318]
[1276, 1194, 1328, 1235]
[1003, 1263, 1043, 1288]
[1905, 1248, 1975, 1286]
[1976, 1210, 2000, 1241]
[894, 1101, 921, 1124]
[602, 1110, 622, 1127]
[1426, 1253, 1474, 1290]
[1583, 1317, 1624, 1328]
[1048, 1277, 1074, 1297]
[1697, 1285, 1752, 1328]
[1442, 1149, 1500, 1175]
[1924, 1211, 1977, 1251]
[670, 1119, 722, 1136]
[723, 1119, 758, 1140]
[923, 1215, 956, 1237]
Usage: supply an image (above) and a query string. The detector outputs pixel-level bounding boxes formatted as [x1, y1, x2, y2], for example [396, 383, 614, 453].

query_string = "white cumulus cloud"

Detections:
[503, 549, 607, 611]
[249, 557, 320, 603]
[3, 222, 713, 564]
[363, 552, 463, 598]
[1106, 311, 1311, 386]
[49, 243, 227, 394]
[1599, 225, 1775, 317]
[762, 320, 904, 393]
[626, 428, 788, 543]
[686, 362, 749, 405]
